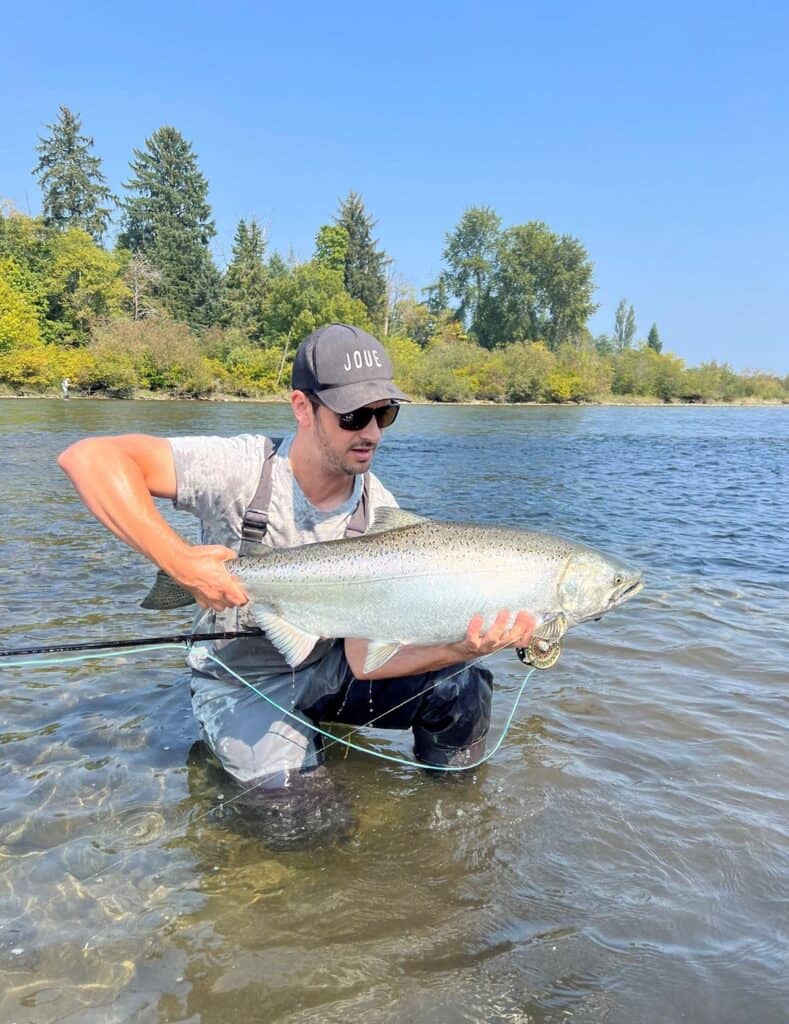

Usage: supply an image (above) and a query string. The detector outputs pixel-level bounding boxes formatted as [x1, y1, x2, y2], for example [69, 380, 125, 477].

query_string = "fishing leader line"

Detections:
[0, 640, 535, 888]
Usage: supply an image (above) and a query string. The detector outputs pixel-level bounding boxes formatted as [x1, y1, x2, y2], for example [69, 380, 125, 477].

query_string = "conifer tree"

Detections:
[119, 126, 219, 328]
[647, 322, 663, 353]
[334, 192, 388, 324]
[33, 106, 113, 242]
[220, 218, 269, 340]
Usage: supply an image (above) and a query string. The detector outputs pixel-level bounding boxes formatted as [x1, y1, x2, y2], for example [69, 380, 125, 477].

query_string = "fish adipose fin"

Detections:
[141, 570, 196, 610]
[362, 641, 402, 675]
[366, 507, 426, 534]
[253, 610, 321, 668]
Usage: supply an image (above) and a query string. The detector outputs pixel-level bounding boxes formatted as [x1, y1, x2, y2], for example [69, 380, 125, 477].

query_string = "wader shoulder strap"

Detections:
[241, 437, 371, 543]
[344, 474, 370, 537]
[241, 437, 282, 544]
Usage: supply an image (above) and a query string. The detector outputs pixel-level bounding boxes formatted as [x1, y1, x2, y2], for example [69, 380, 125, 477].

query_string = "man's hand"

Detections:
[455, 609, 536, 659]
[170, 545, 249, 612]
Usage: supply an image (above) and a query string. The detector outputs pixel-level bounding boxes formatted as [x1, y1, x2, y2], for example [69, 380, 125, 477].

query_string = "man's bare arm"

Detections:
[57, 434, 248, 611]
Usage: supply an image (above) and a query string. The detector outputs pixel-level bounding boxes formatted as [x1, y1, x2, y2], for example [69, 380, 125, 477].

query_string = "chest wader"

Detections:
[239, 437, 371, 555]
[239, 438, 494, 771]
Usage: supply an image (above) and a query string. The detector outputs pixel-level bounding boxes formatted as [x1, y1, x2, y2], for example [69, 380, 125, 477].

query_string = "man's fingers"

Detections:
[205, 545, 237, 563]
[503, 610, 536, 646]
[485, 609, 512, 645]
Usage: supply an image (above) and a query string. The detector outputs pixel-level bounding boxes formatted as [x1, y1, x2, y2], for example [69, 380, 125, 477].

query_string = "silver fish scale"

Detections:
[230, 520, 598, 649]
[236, 521, 575, 586]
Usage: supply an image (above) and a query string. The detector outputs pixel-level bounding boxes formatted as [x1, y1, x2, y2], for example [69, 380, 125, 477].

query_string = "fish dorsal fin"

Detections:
[367, 507, 426, 534]
[252, 609, 321, 668]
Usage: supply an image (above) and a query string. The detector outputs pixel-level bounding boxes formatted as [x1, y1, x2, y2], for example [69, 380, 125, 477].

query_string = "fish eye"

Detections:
[613, 573, 624, 586]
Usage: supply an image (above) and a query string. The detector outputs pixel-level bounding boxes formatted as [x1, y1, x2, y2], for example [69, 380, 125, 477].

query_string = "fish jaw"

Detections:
[608, 574, 644, 610]
[557, 549, 644, 626]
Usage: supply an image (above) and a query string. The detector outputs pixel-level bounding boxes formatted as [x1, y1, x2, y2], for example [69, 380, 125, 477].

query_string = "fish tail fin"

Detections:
[141, 570, 196, 610]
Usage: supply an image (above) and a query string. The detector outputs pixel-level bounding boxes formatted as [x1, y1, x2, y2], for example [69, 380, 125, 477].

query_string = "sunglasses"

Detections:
[310, 396, 400, 431]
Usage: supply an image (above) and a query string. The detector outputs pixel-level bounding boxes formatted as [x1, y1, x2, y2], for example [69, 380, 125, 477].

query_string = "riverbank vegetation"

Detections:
[2, 107, 786, 404]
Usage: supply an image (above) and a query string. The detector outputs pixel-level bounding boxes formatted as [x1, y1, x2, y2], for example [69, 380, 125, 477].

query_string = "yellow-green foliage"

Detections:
[45, 229, 130, 341]
[1, 209, 786, 404]
[384, 334, 423, 395]
[220, 343, 286, 395]
[503, 342, 556, 401]
[418, 339, 484, 401]
[84, 319, 215, 396]
[0, 258, 43, 352]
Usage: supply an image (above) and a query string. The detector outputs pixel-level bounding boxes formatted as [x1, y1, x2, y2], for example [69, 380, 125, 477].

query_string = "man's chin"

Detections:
[345, 447, 376, 471]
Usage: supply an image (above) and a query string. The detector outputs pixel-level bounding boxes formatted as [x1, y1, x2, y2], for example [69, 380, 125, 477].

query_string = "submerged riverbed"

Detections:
[1, 400, 787, 1023]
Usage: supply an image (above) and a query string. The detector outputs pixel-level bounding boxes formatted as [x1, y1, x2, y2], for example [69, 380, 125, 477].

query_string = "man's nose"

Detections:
[358, 416, 382, 443]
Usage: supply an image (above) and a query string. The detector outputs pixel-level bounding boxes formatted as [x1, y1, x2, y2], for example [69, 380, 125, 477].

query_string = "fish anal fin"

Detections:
[362, 641, 402, 675]
[253, 610, 321, 667]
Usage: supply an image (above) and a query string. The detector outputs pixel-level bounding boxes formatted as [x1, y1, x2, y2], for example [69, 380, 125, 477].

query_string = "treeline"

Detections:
[1, 105, 786, 404]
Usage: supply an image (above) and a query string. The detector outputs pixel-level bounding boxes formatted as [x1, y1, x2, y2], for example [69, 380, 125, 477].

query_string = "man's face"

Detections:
[311, 399, 393, 477]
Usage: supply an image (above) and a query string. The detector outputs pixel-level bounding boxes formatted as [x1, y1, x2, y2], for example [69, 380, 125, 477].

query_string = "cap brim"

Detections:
[315, 380, 410, 414]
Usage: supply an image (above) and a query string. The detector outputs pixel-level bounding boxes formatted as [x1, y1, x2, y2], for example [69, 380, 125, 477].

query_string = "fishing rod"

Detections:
[0, 629, 263, 660]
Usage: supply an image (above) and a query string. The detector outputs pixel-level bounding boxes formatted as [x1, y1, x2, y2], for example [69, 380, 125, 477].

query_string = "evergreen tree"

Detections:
[613, 299, 637, 351]
[334, 192, 388, 323]
[119, 126, 219, 328]
[220, 218, 269, 340]
[32, 106, 114, 242]
[647, 322, 663, 353]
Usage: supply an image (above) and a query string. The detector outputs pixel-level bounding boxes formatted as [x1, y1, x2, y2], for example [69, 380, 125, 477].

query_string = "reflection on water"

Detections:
[1, 399, 788, 1022]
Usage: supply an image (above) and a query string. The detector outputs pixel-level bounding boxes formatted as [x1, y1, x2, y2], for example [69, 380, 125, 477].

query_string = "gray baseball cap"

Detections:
[291, 323, 409, 414]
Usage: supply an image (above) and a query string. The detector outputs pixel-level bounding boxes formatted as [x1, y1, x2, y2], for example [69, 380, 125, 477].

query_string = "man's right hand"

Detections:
[170, 545, 249, 612]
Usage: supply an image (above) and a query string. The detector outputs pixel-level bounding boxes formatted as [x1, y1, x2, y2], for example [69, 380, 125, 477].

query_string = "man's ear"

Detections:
[291, 390, 315, 428]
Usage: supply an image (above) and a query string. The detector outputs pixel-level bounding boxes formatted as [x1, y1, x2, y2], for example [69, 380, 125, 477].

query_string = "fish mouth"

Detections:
[608, 576, 643, 608]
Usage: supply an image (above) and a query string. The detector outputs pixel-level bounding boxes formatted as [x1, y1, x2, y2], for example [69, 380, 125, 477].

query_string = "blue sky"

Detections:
[2, 1, 787, 373]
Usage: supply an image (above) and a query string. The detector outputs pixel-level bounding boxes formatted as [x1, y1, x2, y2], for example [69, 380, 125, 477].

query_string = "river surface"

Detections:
[0, 399, 787, 1023]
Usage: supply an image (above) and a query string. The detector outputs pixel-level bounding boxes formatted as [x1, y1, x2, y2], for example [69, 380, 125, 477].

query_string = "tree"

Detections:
[32, 106, 114, 242]
[124, 252, 163, 321]
[119, 126, 219, 328]
[0, 257, 43, 351]
[44, 229, 130, 341]
[314, 224, 349, 274]
[220, 219, 269, 340]
[334, 192, 388, 323]
[262, 259, 371, 345]
[613, 299, 637, 351]
[478, 222, 597, 349]
[647, 322, 663, 353]
[439, 205, 501, 339]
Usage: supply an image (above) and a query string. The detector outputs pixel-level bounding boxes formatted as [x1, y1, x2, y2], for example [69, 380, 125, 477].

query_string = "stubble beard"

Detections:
[313, 413, 375, 477]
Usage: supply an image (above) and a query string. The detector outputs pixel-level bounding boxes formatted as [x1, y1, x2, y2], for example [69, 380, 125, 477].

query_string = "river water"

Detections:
[0, 399, 787, 1023]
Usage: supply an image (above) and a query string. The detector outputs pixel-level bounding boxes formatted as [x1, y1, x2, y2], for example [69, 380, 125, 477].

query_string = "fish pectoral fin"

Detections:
[252, 610, 321, 668]
[141, 570, 196, 610]
[366, 507, 427, 534]
[362, 641, 402, 675]
[537, 612, 568, 643]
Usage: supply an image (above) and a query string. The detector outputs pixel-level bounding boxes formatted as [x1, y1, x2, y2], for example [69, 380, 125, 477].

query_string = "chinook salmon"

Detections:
[142, 508, 643, 673]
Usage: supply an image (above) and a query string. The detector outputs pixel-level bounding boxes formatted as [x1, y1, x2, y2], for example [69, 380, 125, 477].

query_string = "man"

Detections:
[58, 324, 534, 801]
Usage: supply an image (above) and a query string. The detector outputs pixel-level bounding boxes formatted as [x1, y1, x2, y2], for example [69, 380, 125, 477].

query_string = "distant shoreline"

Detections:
[1, 389, 786, 408]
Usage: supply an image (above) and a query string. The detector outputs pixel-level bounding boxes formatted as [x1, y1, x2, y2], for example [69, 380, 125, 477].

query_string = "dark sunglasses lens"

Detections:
[339, 403, 400, 431]
[376, 403, 400, 428]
